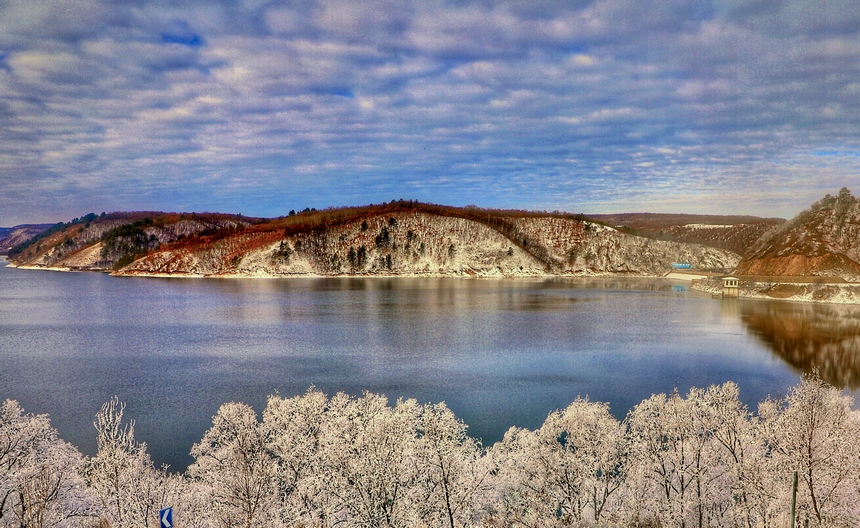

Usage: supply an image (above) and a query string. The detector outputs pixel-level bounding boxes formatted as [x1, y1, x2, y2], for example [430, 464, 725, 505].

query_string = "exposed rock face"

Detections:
[125, 213, 549, 277]
[119, 213, 739, 278]
[513, 217, 738, 274]
[735, 188, 860, 281]
[8, 205, 741, 278]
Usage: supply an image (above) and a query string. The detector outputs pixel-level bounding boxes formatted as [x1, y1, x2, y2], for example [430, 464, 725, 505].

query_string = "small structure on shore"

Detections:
[722, 276, 739, 298]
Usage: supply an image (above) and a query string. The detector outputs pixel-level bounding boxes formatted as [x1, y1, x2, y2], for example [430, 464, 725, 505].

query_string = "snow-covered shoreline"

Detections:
[16, 253, 860, 304]
[7, 259, 680, 281]
[692, 277, 860, 304]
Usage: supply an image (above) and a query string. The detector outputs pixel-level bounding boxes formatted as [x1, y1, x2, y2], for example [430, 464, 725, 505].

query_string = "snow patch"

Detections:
[683, 224, 735, 229]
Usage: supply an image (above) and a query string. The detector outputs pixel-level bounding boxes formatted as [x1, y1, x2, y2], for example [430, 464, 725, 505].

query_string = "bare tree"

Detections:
[763, 374, 860, 527]
[85, 397, 182, 528]
[188, 402, 280, 528]
[408, 402, 487, 528]
[0, 399, 94, 528]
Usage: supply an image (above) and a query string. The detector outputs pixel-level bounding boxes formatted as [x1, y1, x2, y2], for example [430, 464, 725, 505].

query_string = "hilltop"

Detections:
[683, 188, 860, 304]
[6, 202, 744, 278]
[735, 188, 860, 281]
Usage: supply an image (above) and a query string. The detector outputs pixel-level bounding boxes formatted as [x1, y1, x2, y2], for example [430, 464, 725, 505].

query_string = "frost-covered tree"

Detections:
[548, 399, 626, 525]
[0, 399, 93, 528]
[321, 393, 421, 528]
[697, 382, 778, 527]
[488, 398, 626, 527]
[762, 374, 860, 527]
[7, 376, 860, 527]
[188, 402, 280, 528]
[408, 402, 487, 528]
[627, 388, 733, 527]
[262, 387, 332, 527]
[85, 397, 183, 528]
[481, 426, 531, 527]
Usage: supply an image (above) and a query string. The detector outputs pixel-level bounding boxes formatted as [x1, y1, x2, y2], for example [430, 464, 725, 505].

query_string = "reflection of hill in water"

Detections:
[741, 302, 860, 389]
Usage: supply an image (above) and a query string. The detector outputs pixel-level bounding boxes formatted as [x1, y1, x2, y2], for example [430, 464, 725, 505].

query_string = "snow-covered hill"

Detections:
[8, 203, 741, 278]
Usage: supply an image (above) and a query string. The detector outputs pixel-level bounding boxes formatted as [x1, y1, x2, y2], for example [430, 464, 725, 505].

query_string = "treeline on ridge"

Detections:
[156, 200, 601, 274]
[8, 200, 606, 273]
[6, 211, 257, 267]
[2, 374, 859, 527]
[6, 213, 101, 259]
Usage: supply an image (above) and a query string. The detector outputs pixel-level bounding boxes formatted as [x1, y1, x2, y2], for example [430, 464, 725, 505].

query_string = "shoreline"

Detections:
[115, 268, 652, 280]
[11, 257, 860, 304]
[6, 259, 688, 281]
[691, 277, 860, 305]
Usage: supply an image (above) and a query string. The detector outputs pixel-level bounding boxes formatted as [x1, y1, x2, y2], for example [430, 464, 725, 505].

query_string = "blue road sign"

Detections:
[159, 507, 173, 528]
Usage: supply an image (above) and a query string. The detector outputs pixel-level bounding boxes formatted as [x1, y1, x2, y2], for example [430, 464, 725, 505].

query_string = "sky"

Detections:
[2, 0, 860, 225]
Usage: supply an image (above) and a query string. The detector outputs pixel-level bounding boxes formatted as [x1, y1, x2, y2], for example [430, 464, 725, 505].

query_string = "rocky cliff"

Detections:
[735, 188, 860, 281]
[8, 203, 742, 278]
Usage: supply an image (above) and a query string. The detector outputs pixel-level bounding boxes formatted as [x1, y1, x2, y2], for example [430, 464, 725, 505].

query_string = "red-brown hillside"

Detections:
[735, 188, 860, 281]
[8, 201, 743, 277]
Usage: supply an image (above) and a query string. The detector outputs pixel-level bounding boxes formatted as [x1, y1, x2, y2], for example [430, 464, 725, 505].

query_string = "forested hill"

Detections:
[0, 223, 55, 254]
[7, 201, 750, 277]
[736, 188, 860, 281]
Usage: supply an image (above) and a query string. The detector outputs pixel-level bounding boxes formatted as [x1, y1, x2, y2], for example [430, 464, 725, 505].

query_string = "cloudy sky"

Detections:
[2, 0, 859, 225]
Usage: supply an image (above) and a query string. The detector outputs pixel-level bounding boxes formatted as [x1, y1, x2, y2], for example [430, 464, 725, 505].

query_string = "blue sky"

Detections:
[1, 0, 859, 225]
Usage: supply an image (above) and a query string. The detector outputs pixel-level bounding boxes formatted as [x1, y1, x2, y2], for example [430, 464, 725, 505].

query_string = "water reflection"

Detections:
[721, 298, 739, 321]
[0, 264, 805, 471]
[740, 301, 860, 389]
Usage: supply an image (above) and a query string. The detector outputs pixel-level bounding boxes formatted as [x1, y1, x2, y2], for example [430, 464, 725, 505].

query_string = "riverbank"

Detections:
[692, 276, 860, 304]
[14, 256, 860, 304]
[11, 259, 675, 280]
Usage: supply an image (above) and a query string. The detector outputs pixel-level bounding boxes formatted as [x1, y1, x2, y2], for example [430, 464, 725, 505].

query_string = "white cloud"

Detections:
[1, 0, 860, 224]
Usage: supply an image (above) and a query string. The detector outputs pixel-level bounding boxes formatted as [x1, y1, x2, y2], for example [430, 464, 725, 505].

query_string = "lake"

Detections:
[2, 258, 857, 471]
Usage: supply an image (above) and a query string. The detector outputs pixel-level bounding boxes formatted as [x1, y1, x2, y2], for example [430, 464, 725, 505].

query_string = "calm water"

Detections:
[3, 258, 857, 471]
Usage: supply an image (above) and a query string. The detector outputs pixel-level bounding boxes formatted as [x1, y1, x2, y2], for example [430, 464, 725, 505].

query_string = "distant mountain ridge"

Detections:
[6, 202, 747, 278]
[735, 188, 860, 281]
[587, 213, 784, 256]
